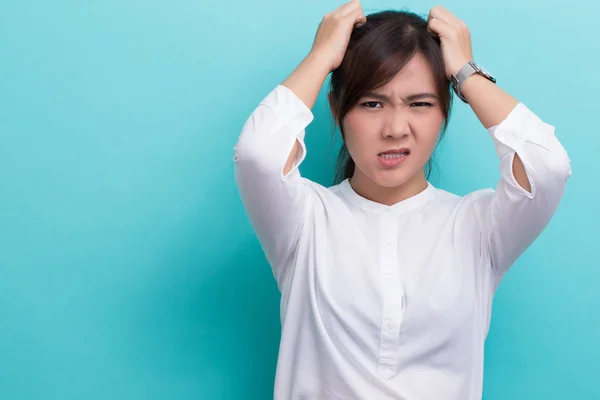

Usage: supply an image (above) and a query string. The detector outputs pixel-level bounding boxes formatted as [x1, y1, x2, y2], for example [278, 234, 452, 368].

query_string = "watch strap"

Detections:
[451, 61, 496, 104]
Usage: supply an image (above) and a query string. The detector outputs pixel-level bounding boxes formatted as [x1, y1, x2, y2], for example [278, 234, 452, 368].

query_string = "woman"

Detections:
[233, 2, 571, 399]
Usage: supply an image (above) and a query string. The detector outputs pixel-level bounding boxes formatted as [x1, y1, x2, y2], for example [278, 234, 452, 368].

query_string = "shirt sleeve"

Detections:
[233, 84, 314, 284]
[473, 102, 571, 282]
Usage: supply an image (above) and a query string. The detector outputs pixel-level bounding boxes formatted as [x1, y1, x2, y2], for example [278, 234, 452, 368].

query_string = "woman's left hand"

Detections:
[427, 5, 473, 79]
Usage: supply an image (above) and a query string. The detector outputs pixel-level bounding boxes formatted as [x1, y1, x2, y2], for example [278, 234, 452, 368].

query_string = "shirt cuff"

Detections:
[257, 85, 314, 180]
[260, 84, 315, 145]
[487, 102, 544, 159]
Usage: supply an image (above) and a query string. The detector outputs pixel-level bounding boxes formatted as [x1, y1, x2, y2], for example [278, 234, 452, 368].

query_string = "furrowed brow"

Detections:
[362, 91, 439, 102]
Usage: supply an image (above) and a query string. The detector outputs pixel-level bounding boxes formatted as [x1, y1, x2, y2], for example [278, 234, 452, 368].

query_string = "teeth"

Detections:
[381, 152, 408, 159]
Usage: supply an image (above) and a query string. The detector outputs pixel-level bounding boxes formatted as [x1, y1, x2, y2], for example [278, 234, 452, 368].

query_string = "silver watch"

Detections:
[450, 61, 496, 103]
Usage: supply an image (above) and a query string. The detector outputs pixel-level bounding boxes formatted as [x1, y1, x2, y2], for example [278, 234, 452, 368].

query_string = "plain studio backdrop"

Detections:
[0, 0, 597, 399]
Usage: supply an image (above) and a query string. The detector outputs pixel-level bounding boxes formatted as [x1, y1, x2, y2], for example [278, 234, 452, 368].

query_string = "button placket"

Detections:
[377, 215, 404, 379]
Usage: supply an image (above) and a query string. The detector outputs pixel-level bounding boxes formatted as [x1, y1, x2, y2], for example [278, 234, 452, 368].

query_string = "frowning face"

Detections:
[342, 54, 445, 193]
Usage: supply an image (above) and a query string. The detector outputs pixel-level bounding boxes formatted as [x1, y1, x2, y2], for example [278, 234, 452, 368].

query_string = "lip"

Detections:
[378, 149, 409, 167]
[378, 148, 410, 155]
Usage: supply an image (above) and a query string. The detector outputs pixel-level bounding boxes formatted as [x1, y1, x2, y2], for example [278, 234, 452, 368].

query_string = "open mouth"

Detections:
[378, 151, 410, 159]
[378, 149, 410, 166]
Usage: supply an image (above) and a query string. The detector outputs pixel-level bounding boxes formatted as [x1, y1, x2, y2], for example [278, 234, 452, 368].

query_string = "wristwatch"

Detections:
[450, 60, 496, 103]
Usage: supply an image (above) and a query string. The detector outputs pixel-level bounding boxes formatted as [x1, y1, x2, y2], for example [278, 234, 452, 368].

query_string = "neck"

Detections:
[349, 170, 429, 206]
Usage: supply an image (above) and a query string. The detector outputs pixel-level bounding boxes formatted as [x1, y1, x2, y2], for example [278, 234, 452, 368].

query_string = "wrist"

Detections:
[451, 60, 497, 104]
[305, 51, 335, 75]
[460, 73, 492, 97]
[281, 52, 331, 110]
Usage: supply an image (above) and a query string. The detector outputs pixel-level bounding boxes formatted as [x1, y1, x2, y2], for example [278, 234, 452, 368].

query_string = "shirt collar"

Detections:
[340, 178, 436, 216]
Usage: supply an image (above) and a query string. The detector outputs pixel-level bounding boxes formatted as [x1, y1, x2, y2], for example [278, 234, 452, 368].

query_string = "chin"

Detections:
[369, 169, 415, 189]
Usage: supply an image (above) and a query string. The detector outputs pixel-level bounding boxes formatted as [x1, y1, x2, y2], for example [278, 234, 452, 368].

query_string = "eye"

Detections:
[361, 101, 383, 108]
[410, 102, 434, 107]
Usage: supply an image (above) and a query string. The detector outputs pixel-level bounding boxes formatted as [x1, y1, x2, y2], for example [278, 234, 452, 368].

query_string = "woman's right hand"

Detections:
[280, 0, 366, 110]
[309, 0, 367, 72]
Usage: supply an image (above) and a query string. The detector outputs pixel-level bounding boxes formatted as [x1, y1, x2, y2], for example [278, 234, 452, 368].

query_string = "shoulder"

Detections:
[294, 177, 348, 208]
[426, 185, 496, 225]
[432, 185, 495, 207]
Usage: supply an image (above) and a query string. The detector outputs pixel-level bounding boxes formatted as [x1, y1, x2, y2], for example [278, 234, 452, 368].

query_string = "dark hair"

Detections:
[328, 10, 453, 185]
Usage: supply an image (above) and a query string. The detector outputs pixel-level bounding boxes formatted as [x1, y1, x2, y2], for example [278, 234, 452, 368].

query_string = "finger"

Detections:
[429, 5, 462, 28]
[328, 0, 352, 17]
[427, 17, 451, 38]
[346, 2, 366, 25]
[355, 10, 367, 27]
[337, 0, 361, 17]
[428, 6, 452, 27]
[436, 5, 461, 23]
[434, 5, 454, 18]
[426, 14, 438, 34]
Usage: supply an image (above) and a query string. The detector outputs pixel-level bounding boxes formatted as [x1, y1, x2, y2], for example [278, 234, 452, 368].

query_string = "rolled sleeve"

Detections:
[476, 103, 571, 281]
[233, 85, 314, 284]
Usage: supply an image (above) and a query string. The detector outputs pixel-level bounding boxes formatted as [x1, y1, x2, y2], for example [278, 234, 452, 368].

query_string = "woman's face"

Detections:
[342, 54, 445, 190]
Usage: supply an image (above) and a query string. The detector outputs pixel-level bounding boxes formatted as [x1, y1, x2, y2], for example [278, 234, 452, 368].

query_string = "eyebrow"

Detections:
[361, 91, 439, 102]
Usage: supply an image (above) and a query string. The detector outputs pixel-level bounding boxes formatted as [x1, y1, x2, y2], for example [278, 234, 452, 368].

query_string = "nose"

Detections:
[382, 107, 410, 140]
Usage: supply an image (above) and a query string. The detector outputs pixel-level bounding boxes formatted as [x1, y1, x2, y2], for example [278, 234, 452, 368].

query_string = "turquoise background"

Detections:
[0, 0, 597, 398]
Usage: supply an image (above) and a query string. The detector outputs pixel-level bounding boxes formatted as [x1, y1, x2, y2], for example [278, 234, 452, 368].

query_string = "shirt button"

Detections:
[385, 321, 396, 330]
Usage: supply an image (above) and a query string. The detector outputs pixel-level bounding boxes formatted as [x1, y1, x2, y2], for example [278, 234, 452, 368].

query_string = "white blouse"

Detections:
[233, 84, 571, 400]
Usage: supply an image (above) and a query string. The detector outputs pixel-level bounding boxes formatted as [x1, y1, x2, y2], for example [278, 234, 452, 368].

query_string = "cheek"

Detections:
[342, 110, 444, 158]
[342, 112, 378, 153]
[416, 114, 444, 149]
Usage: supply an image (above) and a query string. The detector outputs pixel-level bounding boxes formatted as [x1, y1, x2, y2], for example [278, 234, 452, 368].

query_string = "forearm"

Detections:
[460, 73, 530, 191]
[460, 74, 519, 130]
[281, 53, 331, 110]
[462, 74, 571, 276]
